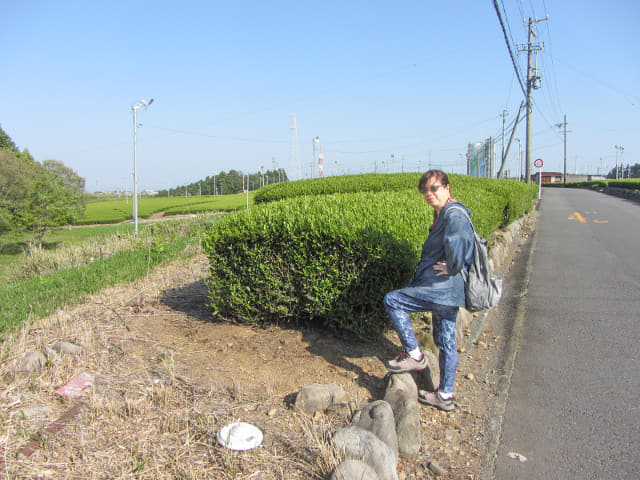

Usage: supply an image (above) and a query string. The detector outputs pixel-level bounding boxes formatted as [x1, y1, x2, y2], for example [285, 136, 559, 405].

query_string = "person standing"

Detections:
[384, 170, 474, 411]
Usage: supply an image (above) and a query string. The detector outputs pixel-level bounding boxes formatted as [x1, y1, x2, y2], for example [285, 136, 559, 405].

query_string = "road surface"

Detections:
[494, 187, 640, 479]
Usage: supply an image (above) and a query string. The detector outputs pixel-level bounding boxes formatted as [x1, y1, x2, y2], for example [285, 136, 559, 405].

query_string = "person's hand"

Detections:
[433, 261, 449, 276]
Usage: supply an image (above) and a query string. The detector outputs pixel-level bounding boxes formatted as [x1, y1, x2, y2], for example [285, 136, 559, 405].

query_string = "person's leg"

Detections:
[418, 304, 458, 411]
[384, 290, 435, 351]
[431, 305, 459, 393]
[383, 290, 435, 372]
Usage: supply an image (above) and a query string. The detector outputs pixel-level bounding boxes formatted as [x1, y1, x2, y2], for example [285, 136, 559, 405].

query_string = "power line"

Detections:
[493, 0, 528, 99]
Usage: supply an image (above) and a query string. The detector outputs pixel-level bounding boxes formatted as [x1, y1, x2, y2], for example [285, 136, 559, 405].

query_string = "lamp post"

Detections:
[614, 145, 624, 179]
[131, 98, 154, 234]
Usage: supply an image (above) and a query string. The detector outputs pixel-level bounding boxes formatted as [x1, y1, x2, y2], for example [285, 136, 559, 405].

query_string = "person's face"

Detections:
[422, 177, 451, 211]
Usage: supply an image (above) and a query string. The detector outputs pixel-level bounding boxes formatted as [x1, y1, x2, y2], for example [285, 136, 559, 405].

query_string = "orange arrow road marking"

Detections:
[593, 220, 608, 224]
[568, 212, 587, 223]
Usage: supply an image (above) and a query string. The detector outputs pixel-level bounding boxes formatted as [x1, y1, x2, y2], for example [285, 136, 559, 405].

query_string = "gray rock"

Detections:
[295, 383, 346, 414]
[52, 341, 82, 355]
[16, 351, 47, 373]
[42, 346, 60, 362]
[414, 349, 439, 393]
[384, 373, 421, 456]
[489, 246, 502, 273]
[333, 426, 398, 480]
[352, 400, 398, 459]
[331, 459, 379, 480]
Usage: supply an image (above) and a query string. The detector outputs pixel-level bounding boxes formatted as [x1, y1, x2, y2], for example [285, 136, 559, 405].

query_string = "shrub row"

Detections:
[255, 173, 536, 225]
[202, 176, 537, 337]
[549, 179, 640, 190]
[253, 173, 422, 204]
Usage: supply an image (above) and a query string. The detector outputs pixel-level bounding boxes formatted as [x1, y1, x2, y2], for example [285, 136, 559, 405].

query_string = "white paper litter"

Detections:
[507, 451, 528, 463]
[217, 422, 263, 451]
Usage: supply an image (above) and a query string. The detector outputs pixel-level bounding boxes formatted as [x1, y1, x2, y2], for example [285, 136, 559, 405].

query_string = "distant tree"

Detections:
[607, 163, 640, 179]
[20, 161, 86, 248]
[0, 124, 18, 153]
[0, 151, 38, 238]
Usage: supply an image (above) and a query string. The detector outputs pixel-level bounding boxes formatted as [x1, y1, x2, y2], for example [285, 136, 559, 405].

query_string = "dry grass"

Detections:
[0, 255, 356, 480]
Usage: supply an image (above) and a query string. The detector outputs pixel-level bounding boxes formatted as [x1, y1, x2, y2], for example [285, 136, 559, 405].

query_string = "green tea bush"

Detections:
[202, 185, 511, 337]
[254, 173, 537, 227]
[254, 173, 422, 204]
[608, 179, 640, 190]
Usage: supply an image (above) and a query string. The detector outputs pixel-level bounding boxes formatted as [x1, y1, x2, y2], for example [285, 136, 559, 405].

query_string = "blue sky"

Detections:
[2, 1, 638, 191]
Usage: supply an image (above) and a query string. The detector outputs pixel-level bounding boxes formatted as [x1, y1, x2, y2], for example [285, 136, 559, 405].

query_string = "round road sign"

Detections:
[534, 158, 544, 168]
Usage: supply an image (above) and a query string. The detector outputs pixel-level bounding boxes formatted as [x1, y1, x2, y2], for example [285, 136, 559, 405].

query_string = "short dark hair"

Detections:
[418, 170, 450, 192]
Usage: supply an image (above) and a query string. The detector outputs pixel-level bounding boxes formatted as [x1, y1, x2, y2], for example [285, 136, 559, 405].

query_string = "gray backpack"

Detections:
[447, 205, 503, 312]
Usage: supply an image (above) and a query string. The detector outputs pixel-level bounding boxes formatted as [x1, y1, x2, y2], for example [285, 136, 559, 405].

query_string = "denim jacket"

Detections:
[399, 201, 474, 307]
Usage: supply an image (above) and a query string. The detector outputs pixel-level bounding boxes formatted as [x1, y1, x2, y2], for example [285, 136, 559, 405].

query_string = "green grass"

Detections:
[80, 193, 252, 224]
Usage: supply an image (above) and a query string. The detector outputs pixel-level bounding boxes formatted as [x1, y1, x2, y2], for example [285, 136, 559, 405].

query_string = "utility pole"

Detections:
[518, 16, 546, 183]
[501, 109, 508, 174]
[556, 115, 570, 185]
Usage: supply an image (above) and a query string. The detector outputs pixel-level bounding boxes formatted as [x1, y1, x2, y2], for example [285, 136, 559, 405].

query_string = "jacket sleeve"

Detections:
[442, 208, 474, 276]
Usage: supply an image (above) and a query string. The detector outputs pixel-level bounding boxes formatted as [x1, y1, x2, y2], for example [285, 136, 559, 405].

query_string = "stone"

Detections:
[16, 351, 46, 373]
[330, 459, 379, 480]
[384, 373, 421, 456]
[352, 400, 398, 459]
[52, 341, 82, 355]
[41, 346, 60, 362]
[295, 383, 346, 414]
[333, 426, 398, 480]
[427, 460, 446, 476]
[414, 350, 439, 393]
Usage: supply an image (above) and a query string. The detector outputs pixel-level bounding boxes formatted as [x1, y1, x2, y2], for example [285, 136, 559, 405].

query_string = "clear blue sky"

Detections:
[2, 1, 638, 192]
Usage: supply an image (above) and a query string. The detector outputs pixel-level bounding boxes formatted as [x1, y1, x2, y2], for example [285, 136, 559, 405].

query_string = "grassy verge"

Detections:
[80, 193, 251, 224]
[0, 236, 196, 338]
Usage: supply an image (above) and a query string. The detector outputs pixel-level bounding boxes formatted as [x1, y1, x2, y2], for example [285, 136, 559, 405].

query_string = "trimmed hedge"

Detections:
[253, 173, 422, 204]
[549, 179, 640, 190]
[202, 175, 536, 337]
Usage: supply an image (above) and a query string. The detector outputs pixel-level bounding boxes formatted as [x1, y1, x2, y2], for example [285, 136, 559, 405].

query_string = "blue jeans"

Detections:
[384, 290, 459, 393]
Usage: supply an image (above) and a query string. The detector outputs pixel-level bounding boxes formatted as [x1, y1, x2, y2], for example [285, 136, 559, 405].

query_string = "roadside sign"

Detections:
[534, 158, 543, 168]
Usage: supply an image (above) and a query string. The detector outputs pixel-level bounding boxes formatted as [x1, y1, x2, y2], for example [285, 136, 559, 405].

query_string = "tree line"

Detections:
[0, 125, 86, 251]
[157, 168, 288, 197]
[606, 164, 640, 179]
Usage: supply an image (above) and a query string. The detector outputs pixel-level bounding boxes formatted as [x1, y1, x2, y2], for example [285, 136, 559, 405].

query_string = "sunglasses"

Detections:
[420, 184, 444, 193]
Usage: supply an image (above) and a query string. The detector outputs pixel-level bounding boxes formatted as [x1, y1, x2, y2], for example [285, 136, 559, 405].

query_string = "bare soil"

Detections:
[0, 249, 511, 479]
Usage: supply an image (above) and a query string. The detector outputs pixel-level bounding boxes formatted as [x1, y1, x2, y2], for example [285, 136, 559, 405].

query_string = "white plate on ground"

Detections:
[217, 422, 263, 451]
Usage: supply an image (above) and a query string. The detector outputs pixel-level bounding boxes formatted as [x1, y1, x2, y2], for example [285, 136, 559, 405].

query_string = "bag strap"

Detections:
[444, 204, 475, 233]
[443, 204, 475, 282]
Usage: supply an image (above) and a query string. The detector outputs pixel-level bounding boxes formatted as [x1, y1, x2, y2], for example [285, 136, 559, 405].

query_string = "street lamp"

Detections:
[131, 98, 154, 234]
[614, 145, 624, 179]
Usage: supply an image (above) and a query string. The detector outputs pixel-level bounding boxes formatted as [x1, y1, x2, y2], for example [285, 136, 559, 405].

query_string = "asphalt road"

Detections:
[493, 188, 640, 479]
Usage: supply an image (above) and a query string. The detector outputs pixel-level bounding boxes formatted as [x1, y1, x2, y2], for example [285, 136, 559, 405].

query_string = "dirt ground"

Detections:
[0, 247, 515, 479]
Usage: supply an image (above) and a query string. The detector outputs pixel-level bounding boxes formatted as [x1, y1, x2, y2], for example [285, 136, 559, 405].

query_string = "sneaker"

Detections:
[386, 351, 427, 373]
[418, 389, 455, 411]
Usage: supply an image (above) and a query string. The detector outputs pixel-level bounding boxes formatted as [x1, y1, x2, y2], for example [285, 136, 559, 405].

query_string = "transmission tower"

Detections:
[289, 113, 302, 180]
